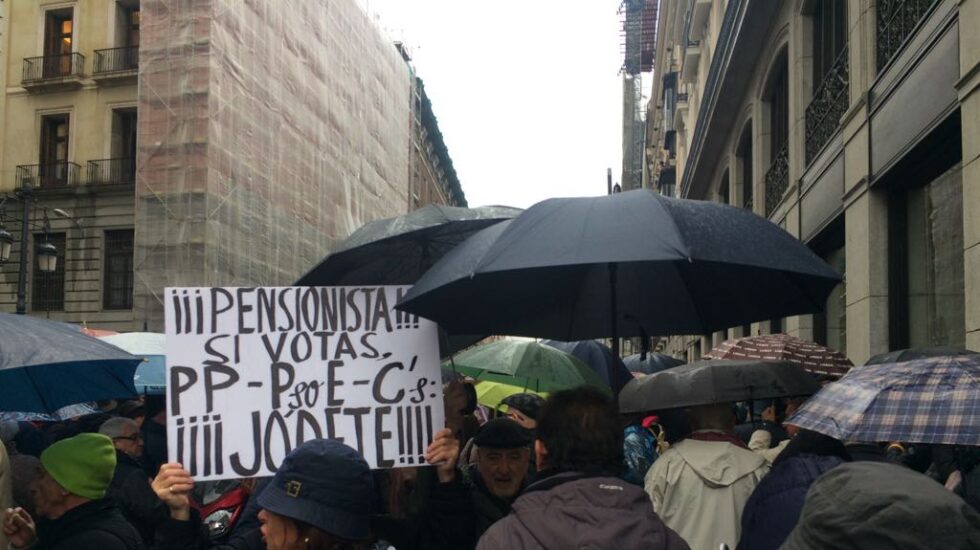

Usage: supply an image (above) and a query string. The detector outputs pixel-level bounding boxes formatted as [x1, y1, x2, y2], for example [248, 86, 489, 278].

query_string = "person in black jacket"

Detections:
[738, 430, 850, 550]
[100, 417, 169, 545]
[152, 439, 377, 550]
[1, 433, 144, 550]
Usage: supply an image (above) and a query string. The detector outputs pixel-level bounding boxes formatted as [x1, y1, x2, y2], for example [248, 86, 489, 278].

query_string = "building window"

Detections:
[104, 229, 135, 310]
[889, 166, 964, 349]
[814, 246, 847, 354]
[718, 170, 730, 205]
[737, 125, 753, 210]
[39, 114, 70, 187]
[764, 54, 790, 217]
[32, 233, 66, 311]
[805, 0, 849, 165]
[126, 6, 140, 48]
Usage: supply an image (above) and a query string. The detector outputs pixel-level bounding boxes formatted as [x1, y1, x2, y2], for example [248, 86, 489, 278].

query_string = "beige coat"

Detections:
[645, 436, 769, 550]
[748, 429, 790, 464]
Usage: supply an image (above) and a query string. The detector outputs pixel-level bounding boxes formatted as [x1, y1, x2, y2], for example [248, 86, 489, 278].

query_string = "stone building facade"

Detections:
[0, 0, 464, 330]
[645, 0, 979, 363]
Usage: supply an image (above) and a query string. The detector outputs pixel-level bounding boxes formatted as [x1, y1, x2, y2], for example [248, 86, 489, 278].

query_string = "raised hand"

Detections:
[425, 428, 461, 483]
[151, 463, 196, 521]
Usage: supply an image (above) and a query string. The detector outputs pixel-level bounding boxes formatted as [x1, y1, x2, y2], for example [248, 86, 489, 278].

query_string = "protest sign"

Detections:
[165, 286, 444, 480]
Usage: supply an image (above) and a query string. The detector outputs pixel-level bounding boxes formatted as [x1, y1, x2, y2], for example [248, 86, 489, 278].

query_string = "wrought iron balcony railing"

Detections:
[94, 46, 139, 75]
[805, 45, 849, 165]
[876, 0, 940, 73]
[16, 162, 82, 188]
[764, 144, 789, 217]
[22, 53, 85, 83]
[87, 158, 136, 185]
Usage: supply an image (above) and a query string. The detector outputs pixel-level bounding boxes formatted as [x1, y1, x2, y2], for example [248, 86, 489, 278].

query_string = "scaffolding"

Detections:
[620, 0, 658, 191]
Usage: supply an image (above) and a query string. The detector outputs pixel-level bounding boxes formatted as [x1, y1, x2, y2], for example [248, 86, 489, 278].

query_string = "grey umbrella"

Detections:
[623, 352, 685, 375]
[0, 314, 141, 413]
[396, 190, 841, 346]
[618, 359, 821, 413]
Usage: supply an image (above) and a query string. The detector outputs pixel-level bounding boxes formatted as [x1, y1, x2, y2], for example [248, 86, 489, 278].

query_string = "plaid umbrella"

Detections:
[785, 355, 980, 445]
[704, 333, 851, 377]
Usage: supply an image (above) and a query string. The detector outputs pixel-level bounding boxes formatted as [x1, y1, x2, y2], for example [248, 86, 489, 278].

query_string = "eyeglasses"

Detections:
[113, 434, 143, 442]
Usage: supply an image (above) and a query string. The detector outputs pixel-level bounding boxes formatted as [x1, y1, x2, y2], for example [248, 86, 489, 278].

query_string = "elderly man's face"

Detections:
[32, 468, 69, 519]
[476, 447, 529, 500]
[113, 424, 144, 458]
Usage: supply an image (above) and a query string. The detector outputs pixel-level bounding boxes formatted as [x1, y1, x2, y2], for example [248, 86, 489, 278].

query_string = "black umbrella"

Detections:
[541, 339, 633, 393]
[0, 314, 141, 413]
[295, 204, 521, 286]
[618, 359, 821, 413]
[864, 346, 979, 366]
[623, 352, 685, 375]
[397, 190, 841, 345]
[295, 204, 519, 357]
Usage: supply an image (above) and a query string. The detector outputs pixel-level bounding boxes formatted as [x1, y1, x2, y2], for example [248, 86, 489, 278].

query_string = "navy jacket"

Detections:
[737, 454, 843, 550]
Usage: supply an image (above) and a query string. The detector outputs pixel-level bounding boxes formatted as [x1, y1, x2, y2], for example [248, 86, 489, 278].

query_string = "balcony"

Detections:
[16, 162, 82, 188]
[682, 41, 702, 83]
[805, 46, 849, 165]
[876, 0, 941, 73]
[87, 158, 136, 185]
[93, 46, 139, 83]
[22, 53, 85, 91]
[673, 93, 689, 131]
[689, 0, 712, 41]
[764, 144, 789, 217]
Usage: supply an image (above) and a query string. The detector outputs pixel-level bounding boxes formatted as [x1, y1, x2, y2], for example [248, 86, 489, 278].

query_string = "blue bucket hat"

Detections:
[257, 439, 376, 540]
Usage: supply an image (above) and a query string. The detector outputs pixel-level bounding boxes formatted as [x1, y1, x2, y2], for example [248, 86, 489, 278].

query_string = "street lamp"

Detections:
[0, 178, 59, 314]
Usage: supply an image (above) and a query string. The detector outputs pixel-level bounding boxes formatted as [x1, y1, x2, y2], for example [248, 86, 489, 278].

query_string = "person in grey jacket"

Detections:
[477, 387, 689, 550]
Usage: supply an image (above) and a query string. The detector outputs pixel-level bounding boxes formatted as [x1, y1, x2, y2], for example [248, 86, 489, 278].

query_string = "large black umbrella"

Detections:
[542, 339, 633, 393]
[0, 314, 141, 413]
[623, 352, 685, 375]
[295, 204, 519, 356]
[295, 204, 521, 286]
[618, 359, 821, 413]
[397, 190, 841, 343]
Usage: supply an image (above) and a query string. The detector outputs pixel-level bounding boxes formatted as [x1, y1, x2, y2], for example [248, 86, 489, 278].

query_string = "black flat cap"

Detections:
[502, 393, 545, 420]
[473, 418, 532, 449]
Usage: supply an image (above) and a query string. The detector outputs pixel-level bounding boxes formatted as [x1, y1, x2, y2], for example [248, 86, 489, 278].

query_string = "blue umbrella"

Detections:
[99, 333, 166, 395]
[623, 352, 686, 375]
[0, 314, 141, 413]
[542, 339, 633, 393]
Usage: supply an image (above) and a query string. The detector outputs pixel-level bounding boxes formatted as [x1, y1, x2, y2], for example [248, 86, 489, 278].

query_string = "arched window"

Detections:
[805, 0, 849, 164]
[736, 123, 753, 211]
[763, 50, 789, 216]
[718, 170, 730, 205]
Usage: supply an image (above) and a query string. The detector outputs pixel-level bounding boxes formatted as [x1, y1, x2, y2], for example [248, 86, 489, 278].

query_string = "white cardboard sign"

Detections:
[164, 286, 443, 480]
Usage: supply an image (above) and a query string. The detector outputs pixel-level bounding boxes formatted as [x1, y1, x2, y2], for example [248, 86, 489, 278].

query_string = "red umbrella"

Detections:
[704, 333, 851, 378]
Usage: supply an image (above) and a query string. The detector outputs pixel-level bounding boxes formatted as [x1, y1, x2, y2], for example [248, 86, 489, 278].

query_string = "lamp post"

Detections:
[0, 178, 58, 314]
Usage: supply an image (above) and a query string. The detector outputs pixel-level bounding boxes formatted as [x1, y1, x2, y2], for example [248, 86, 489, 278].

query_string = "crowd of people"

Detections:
[1, 382, 978, 550]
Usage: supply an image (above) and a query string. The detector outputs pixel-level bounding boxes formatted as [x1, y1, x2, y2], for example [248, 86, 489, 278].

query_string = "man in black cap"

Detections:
[422, 418, 532, 549]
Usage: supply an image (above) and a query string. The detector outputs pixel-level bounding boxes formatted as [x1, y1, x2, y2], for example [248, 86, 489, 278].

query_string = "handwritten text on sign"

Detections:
[165, 286, 443, 480]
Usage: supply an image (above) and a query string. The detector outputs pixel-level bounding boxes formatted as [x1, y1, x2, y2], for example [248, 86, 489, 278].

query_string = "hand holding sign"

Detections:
[166, 286, 445, 480]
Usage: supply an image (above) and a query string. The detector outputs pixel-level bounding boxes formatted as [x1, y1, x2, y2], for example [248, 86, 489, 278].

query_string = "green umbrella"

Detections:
[447, 340, 610, 393]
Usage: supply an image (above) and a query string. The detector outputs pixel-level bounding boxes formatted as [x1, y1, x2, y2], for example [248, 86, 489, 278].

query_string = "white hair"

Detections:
[99, 417, 138, 438]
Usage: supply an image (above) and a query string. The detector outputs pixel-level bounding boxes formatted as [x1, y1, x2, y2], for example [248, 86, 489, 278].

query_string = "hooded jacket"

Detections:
[477, 471, 689, 550]
[645, 436, 768, 550]
[737, 454, 843, 550]
[782, 461, 980, 550]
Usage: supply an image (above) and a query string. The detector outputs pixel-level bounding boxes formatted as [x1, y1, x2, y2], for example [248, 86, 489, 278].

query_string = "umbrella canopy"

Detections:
[475, 380, 547, 411]
[295, 204, 521, 286]
[397, 190, 841, 342]
[864, 346, 979, 365]
[100, 333, 166, 395]
[295, 204, 519, 357]
[0, 402, 99, 423]
[0, 314, 141, 413]
[786, 355, 980, 445]
[704, 333, 852, 378]
[619, 359, 822, 413]
[449, 340, 609, 393]
[623, 352, 685, 375]
[542, 339, 633, 393]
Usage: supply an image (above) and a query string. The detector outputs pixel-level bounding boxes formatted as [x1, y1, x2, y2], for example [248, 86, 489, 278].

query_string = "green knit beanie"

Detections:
[40, 433, 117, 500]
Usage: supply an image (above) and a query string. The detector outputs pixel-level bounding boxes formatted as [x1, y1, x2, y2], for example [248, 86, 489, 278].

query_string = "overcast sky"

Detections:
[365, 1, 625, 209]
